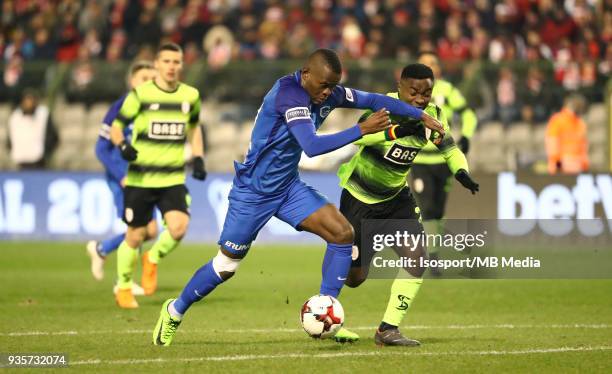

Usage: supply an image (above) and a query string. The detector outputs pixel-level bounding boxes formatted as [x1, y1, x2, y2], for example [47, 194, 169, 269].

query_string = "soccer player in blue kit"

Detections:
[86, 61, 159, 286]
[152, 49, 445, 346]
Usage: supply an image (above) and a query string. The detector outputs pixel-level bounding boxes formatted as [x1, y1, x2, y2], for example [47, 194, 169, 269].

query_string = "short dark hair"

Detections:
[401, 63, 434, 81]
[129, 60, 154, 76]
[309, 48, 342, 74]
[157, 42, 182, 55]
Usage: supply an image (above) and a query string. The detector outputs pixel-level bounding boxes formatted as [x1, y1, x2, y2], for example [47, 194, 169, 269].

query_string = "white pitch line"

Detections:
[2, 324, 611, 337]
[69, 346, 612, 366]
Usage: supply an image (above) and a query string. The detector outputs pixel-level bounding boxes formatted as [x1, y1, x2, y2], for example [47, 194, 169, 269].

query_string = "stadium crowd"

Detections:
[1, 0, 610, 69]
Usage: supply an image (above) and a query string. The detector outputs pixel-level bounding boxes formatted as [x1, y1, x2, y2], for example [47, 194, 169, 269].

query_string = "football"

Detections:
[300, 295, 345, 338]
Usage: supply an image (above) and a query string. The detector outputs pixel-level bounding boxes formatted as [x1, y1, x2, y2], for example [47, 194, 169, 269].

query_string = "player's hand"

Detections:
[192, 156, 207, 181]
[120, 177, 126, 188]
[455, 169, 479, 194]
[118, 141, 138, 161]
[421, 112, 445, 138]
[458, 137, 470, 154]
[358, 109, 391, 135]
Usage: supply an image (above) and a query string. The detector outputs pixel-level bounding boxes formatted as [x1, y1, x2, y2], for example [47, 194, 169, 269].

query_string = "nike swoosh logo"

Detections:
[194, 290, 203, 297]
[337, 277, 347, 281]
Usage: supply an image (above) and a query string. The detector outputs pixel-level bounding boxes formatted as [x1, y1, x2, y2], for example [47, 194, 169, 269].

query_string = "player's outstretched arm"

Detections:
[288, 110, 390, 157]
[347, 89, 445, 137]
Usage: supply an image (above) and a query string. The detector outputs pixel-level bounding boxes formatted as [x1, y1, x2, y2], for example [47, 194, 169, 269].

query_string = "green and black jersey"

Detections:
[413, 79, 477, 165]
[337, 92, 469, 204]
[112, 80, 201, 188]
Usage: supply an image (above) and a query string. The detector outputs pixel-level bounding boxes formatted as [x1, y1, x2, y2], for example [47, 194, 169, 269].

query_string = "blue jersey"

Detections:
[95, 95, 133, 183]
[234, 71, 365, 193]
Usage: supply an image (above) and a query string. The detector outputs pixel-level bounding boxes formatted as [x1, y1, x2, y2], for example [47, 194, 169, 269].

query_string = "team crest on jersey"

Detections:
[181, 101, 190, 114]
[149, 120, 186, 140]
[384, 143, 420, 165]
[285, 107, 311, 123]
[320, 106, 331, 118]
[345, 87, 354, 102]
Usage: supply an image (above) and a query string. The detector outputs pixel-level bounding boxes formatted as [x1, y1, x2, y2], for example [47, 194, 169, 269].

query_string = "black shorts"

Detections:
[339, 188, 423, 267]
[123, 184, 190, 227]
[410, 163, 453, 220]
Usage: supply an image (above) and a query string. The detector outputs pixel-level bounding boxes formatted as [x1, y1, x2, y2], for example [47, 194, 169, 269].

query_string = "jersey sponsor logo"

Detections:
[224, 240, 250, 251]
[320, 106, 331, 118]
[345, 87, 354, 102]
[384, 143, 420, 165]
[285, 107, 311, 123]
[148, 121, 186, 140]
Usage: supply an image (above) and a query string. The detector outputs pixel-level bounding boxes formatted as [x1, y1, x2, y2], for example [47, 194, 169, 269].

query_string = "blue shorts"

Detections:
[218, 178, 329, 257]
[107, 178, 124, 219]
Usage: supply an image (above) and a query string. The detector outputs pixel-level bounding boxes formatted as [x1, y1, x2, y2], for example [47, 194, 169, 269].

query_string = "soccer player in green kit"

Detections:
[413, 52, 479, 274]
[335, 63, 479, 346]
[110, 43, 207, 308]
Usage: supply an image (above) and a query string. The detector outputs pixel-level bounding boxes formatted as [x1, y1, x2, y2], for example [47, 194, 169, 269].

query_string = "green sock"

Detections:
[117, 241, 138, 289]
[148, 230, 180, 264]
[381, 271, 423, 326]
[422, 219, 444, 255]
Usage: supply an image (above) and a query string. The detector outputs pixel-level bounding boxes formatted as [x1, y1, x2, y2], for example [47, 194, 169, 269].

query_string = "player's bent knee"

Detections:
[126, 227, 146, 247]
[212, 250, 242, 281]
[331, 222, 354, 244]
[167, 221, 188, 241]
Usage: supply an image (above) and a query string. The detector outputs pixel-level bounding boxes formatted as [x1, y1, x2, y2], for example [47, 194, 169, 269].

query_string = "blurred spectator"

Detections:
[496, 67, 519, 126]
[6, 90, 58, 169]
[203, 25, 233, 69]
[4, 28, 34, 60]
[78, 0, 107, 36]
[55, 12, 80, 62]
[126, 5, 162, 58]
[2, 54, 24, 102]
[286, 23, 316, 59]
[340, 16, 366, 59]
[545, 94, 589, 174]
[437, 19, 471, 66]
[519, 66, 560, 124]
[32, 28, 56, 60]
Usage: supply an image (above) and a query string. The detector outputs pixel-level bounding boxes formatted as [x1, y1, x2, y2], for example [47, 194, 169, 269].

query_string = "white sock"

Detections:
[168, 300, 184, 319]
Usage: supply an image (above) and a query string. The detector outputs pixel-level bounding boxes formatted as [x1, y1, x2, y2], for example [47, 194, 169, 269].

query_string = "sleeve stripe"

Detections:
[114, 113, 132, 125]
[384, 125, 398, 141]
[99, 124, 111, 139]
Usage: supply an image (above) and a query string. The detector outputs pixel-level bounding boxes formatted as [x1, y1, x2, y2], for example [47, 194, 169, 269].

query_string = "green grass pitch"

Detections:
[1, 242, 611, 373]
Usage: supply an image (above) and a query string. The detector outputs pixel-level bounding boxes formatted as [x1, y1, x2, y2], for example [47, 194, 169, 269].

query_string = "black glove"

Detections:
[455, 169, 479, 194]
[118, 141, 138, 161]
[192, 156, 207, 181]
[458, 137, 470, 154]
